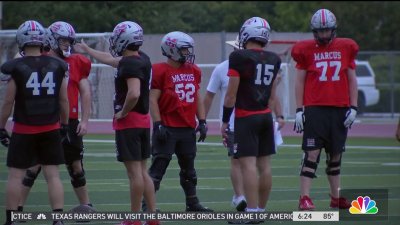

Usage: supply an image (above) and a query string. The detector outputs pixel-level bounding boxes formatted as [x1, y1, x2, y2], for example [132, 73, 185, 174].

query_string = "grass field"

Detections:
[0, 135, 399, 225]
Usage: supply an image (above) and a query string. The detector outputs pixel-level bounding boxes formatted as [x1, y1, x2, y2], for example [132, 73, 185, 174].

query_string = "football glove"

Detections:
[344, 106, 358, 128]
[195, 119, 208, 142]
[60, 124, 71, 145]
[294, 107, 305, 133]
[153, 121, 169, 142]
[0, 128, 10, 148]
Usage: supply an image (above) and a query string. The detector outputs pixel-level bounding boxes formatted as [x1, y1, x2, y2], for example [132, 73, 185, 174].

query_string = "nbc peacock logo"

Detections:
[349, 196, 379, 214]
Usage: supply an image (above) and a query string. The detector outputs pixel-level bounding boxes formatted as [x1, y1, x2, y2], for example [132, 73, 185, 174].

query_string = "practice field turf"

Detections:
[0, 135, 399, 225]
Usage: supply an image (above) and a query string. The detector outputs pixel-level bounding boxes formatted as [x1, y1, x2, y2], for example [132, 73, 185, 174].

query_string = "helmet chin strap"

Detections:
[62, 46, 71, 57]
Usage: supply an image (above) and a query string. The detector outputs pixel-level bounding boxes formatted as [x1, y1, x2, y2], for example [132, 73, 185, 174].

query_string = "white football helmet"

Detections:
[239, 16, 270, 49]
[310, 9, 337, 45]
[225, 35, 240, 50]
[161, 31, 195, 64]
[16, 20, 46, 52]
[48, 21, 76, 57]
[109, 21, 143, 57]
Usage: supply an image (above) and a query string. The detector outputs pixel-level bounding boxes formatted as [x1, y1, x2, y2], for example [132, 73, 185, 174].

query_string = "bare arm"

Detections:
[203, 91, 216, 118]
[74, 39, 121, 68]
[0, 79, 16, 128]
[269, 79, 285, 129]
[149, 89, 162, 122]
[76, 78, 91, 136]
[347, 68, 358, 107]
[196, 91, 206, 120]
[59, 77, 70, 125]
[115, 78, 140, 119]
[223, 76, 239, 108]
[295, 69, 307, 108]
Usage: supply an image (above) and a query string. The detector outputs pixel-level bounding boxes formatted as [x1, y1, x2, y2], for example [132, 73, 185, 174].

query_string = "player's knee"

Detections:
[325, 154, 342, 176]
[22, 167, 42, 187]
[70, 171, 86, 188]
[300, 152, 320, 179]
[67, 165, 86, 188]
[148, 154, 171, 191]
[180, 169, 197, 186]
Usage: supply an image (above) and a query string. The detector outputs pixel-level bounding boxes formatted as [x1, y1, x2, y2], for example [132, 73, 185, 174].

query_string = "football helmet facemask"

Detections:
[310, 9, 337, 45]
[161, 31, 195, 64]
[109, 21, 143, 57]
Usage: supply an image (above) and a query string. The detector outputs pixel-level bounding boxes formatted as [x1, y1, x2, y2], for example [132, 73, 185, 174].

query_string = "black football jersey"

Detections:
[229, 49, 281, 111]
[114, 51, 152, 114]
[1, 55, 68, 125]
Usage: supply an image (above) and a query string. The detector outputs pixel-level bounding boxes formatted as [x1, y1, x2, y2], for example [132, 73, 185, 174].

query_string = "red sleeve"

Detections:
[151, 63, 163, 89]
[228, 69, 240, 77]
[291, 42, 307, 70]
[77, 54, 91, 79]
[348, 39, 359, 69]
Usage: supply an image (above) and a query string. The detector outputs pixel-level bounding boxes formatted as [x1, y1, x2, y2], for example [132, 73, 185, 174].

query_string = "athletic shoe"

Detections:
[231, 196, 247, 212]
[330, 195, 351, 209]
[186, 203, 213, 212]
[298, 195, 315, 211]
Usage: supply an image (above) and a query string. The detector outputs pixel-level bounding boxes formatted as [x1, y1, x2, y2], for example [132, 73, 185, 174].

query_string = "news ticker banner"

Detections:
[12, 211, 339, 222]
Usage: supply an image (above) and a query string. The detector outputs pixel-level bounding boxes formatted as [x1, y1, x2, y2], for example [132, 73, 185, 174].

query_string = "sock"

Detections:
[245, 207, 258, 212]
[5, 210, 13, 225]
[17, 206, 23, 212]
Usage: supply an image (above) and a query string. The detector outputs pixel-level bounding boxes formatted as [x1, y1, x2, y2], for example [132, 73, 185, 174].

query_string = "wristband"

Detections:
[222, 106, 234, 123]
[296, 107, 303, 113]
[350, 105, 358, 111]
[277, 115, 284, 120]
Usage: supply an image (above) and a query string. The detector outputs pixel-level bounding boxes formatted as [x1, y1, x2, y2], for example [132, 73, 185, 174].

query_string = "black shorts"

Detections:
[7, 130, 64, 169]
[63, 119, 84, 164]
[151, 127, 196, 157]
[115, 128, 151, 162]
[233, 113, 275, 158]
[302, 106, 348, 153]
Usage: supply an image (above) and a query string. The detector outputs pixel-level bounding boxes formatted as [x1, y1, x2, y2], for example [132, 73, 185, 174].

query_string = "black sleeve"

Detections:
[118, 57, 144, 80]
[228, 50, 244, 73]
[1, 59, 16, 75]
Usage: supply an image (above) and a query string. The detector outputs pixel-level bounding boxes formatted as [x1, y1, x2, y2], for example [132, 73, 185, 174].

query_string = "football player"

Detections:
[291, 8, 358, 210]
[221, 16, 282, 223]
[17, 21, 95, 213]
[0, 20, 69, 225]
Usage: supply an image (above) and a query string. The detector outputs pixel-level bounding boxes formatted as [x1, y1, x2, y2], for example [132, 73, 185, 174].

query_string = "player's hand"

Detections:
[60, 124, 71, 145]
[195, 119, 208, 142]
[344, 106, 358, 128]
[76, 121, 88, 136]
[73, 39, 89, 53]
[153, 121, 169, 142]
[294, 108, 305, 133]
[220, 123, 229, 147]
[276, 116, 285, 130]
[0, 128, 11, 148]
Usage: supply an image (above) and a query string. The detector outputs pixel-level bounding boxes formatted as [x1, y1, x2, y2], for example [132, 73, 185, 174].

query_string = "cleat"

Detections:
[143, 220, 161, 225]
[330, 195, 351, 209]
[69, 204, 97, 222]
[298, 195, 315, 211]
[186, 203, 214, 212]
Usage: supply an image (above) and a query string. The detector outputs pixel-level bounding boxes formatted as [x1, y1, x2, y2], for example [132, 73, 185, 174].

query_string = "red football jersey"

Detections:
[64, 54, 91, 119]
[291, 38, 359, 107]
[151, 62, 201, 128]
